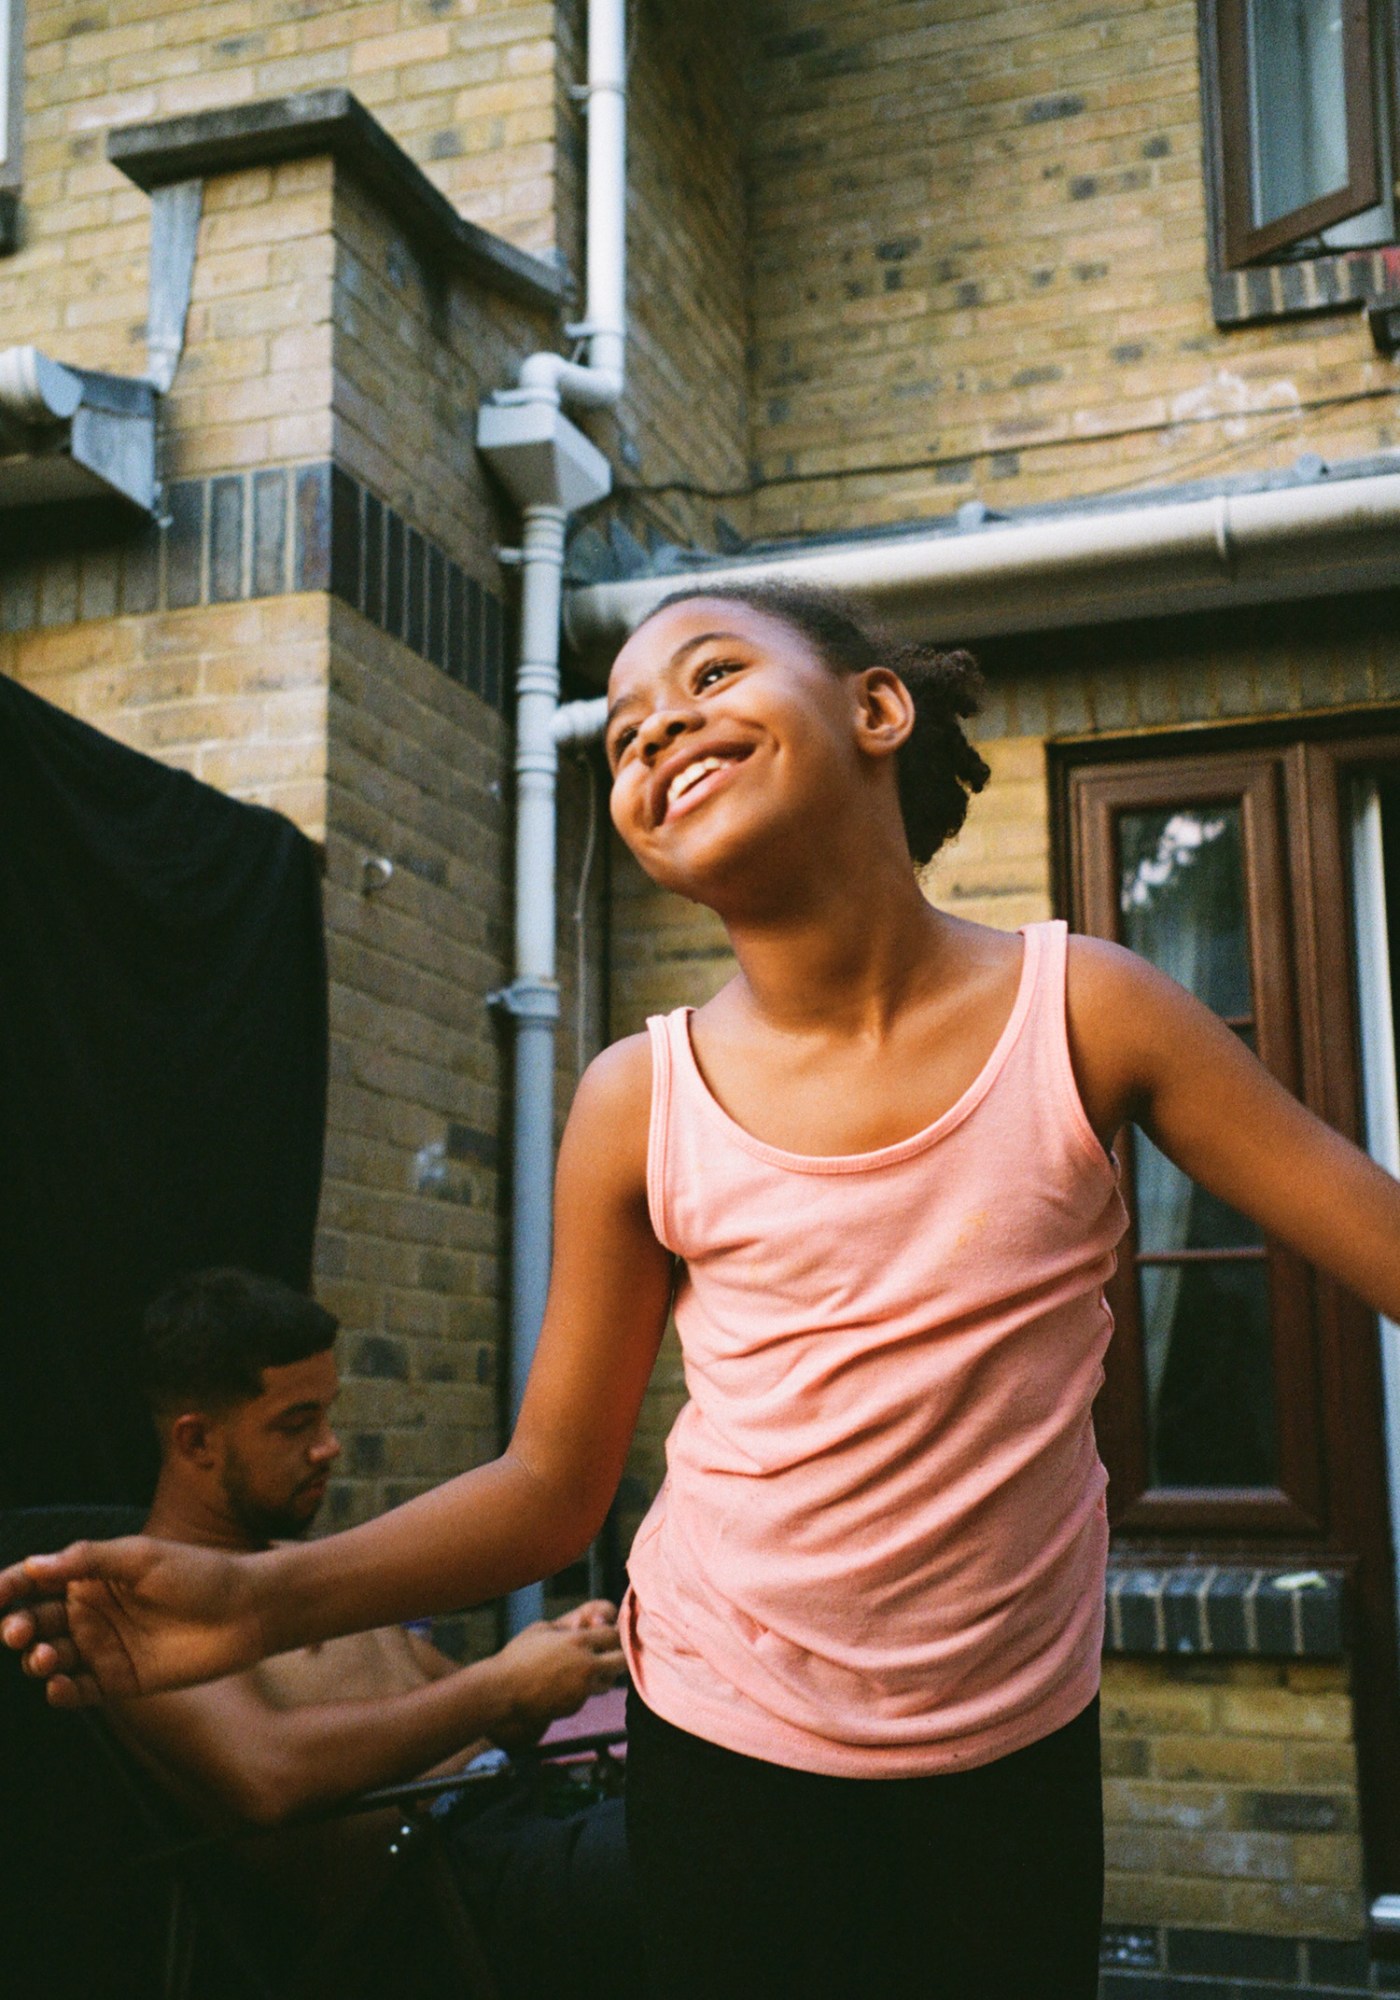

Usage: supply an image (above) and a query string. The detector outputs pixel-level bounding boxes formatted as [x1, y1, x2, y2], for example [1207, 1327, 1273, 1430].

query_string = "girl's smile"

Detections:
[653, 742, 754, 826]
[605, 597, 917, 914]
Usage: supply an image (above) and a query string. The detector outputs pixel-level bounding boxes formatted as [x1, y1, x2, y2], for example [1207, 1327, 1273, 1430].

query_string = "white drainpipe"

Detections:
[565, 469, 1400, 648]
[476, 0, 627, 1632]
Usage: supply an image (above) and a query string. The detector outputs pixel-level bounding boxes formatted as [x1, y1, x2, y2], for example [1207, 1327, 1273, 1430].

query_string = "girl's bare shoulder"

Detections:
[577, 1030, 653, 1109]
[1064, 930, 1223, 1136]
[560, 1033, 654, 1197]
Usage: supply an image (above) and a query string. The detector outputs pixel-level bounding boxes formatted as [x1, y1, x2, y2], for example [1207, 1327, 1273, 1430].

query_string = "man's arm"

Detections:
[1067, 934, 1400, 1320]
[1, 1036, 672, 1702]
[118, 1614, 626, 1829]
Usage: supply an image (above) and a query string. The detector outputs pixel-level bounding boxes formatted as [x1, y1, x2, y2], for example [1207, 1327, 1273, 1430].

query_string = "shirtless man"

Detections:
[115, 1266, 640, 2000]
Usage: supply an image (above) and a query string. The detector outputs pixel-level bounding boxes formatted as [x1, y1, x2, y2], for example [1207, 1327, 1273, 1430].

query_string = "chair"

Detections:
[0, 1505, 625, 2000]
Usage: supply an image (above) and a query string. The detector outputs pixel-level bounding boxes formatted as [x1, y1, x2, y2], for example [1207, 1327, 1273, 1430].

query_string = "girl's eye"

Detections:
[695, 658, 741, 691]
[609, 726, 636, 766]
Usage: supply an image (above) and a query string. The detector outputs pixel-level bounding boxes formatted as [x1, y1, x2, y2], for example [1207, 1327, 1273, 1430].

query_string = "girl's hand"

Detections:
[0, 1536, 265, 1705]
[0, 1037, 668, 1699]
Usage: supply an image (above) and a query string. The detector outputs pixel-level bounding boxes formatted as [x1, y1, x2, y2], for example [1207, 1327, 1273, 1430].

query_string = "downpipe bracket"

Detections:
[487, 979, 561, 1023]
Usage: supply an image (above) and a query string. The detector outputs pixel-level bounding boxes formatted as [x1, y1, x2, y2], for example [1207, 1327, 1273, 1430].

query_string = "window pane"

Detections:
[1246, 0, 1350, 227]
[1143, 1256, 1278, 1486]
[1119, 807, 1252, 1018]
[1134, 1133, 1263, 1254]
[0, 0, 10, 168]
[1118, 804, 1278, 1488]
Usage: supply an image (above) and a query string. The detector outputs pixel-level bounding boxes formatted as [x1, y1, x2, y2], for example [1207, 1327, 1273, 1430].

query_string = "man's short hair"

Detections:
[140, 1268, 339, 1420]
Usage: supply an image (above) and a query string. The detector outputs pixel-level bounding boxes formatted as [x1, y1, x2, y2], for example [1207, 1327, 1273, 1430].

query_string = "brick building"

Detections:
[5, 0, 1400, 1988]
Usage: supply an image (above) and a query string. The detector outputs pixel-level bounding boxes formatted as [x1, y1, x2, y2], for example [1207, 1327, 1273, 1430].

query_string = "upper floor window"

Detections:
[1202, 0, 1395, 269]
[0, 0, 20, 193]
[1, 0, 21, 241]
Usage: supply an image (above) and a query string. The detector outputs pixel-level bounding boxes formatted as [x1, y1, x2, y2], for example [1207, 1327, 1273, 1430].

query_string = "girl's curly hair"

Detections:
[638, 581, 990, 867]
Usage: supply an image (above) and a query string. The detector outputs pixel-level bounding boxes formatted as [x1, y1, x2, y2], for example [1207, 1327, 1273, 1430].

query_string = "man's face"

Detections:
[212, 1349, 342, 1544]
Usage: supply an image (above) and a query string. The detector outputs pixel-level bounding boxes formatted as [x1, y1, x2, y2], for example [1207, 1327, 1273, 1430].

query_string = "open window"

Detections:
[1203, 0, 1394, 266]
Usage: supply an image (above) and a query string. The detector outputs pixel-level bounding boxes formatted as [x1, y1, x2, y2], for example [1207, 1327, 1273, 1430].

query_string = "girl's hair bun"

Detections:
[641, 581, 990, 866]
[887, 640, 990, 867]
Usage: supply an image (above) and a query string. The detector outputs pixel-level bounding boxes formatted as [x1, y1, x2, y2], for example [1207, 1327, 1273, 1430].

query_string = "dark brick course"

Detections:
[0, 460, 508, 714]
[1098, 1925, 1394, 1995]
[1105, 1564, 1344, 1660]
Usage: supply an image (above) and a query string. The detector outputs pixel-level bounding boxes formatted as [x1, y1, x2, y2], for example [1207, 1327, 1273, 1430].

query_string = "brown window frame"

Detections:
[1071, 749, 1325, 1537]
[0, 0, 22, 198]
[1202, 0, 1384, 268]
[1059, 714, 1400, 1893]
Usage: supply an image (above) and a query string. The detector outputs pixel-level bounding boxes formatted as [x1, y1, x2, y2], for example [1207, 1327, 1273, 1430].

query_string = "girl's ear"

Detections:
[851, 667, 915, 760]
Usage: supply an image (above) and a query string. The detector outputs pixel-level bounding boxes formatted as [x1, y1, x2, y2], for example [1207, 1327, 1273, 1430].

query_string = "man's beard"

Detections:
[219, 1449, 322, 1545]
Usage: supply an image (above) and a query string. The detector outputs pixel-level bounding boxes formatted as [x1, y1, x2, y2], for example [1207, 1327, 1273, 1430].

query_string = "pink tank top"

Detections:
[620, 920, 1129, 1777]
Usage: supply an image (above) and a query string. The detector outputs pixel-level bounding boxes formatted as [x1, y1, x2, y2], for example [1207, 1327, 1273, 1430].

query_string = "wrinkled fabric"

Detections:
[0, 674, 327, 1505]
[624, 921, 1128, 1777]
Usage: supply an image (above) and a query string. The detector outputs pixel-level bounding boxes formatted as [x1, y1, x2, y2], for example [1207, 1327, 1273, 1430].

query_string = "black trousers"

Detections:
[624, 1688, 1104, 2000]
[446, 1786, 648, 2000]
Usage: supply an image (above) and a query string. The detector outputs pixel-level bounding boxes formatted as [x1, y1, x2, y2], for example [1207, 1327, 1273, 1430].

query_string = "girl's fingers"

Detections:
[45, 1671, 101, 1709]
[1, 1607, 37, 1649]
[24, 1637, 81, 1678]
[8, 1598, 70, 1644]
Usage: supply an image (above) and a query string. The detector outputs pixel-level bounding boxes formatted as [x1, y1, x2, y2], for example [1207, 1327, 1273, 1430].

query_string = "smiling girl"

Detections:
[8, 583, 1400, 2000]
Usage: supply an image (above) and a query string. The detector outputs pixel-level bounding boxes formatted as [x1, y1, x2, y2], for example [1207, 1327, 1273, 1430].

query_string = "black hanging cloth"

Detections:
[0, 673, 328, 1506]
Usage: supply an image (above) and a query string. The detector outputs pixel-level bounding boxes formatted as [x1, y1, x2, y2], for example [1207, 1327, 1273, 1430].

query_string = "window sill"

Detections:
[1213, 247, 1400, 327]
[1105, 1560, 1345, 1658]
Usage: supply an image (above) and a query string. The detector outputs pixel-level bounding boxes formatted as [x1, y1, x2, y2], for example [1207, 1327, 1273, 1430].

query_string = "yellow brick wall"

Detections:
[0, 594, 329, 828]
[167, 159, 337, 481]
[743, 0, 1400, 539]
[558, 0, 751, 549]
[1102, 1657, 1365, 1938]
[3, 0, 559, 383]
[317, 599, 507, 1588]
[329, 168, 551, 564]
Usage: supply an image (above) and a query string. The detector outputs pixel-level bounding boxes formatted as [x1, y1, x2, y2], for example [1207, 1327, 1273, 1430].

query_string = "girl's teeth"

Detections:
[670, 757, 720, 806]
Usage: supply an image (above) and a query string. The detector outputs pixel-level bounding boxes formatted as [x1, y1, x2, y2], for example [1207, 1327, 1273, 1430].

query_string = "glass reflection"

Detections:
[1118, 804, 1277, 1489]
[1119, 808, 1252, 1018]
[1246, 0, 1350, 228]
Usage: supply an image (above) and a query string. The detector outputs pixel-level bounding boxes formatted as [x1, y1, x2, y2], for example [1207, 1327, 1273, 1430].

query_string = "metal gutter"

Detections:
[0, 348, 157, 513]
[564, 466, 1400, 654]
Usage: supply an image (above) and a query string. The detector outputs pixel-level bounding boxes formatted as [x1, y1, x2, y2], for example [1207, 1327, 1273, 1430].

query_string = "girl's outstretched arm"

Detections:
[0, 1035, 672, 1704]
[1067, 936, 1400, 1320]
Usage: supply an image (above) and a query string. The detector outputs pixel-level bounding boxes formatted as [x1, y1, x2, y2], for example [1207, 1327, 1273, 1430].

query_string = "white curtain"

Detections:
[1120, 812, 1236, 1425]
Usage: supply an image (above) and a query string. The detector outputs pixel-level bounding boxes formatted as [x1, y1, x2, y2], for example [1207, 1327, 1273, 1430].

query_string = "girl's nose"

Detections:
[638, 708, 700, 761]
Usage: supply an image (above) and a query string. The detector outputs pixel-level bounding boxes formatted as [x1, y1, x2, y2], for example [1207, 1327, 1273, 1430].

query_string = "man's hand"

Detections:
[0, 1537, 264, 1706]
[488, 1602, 624, 1750]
